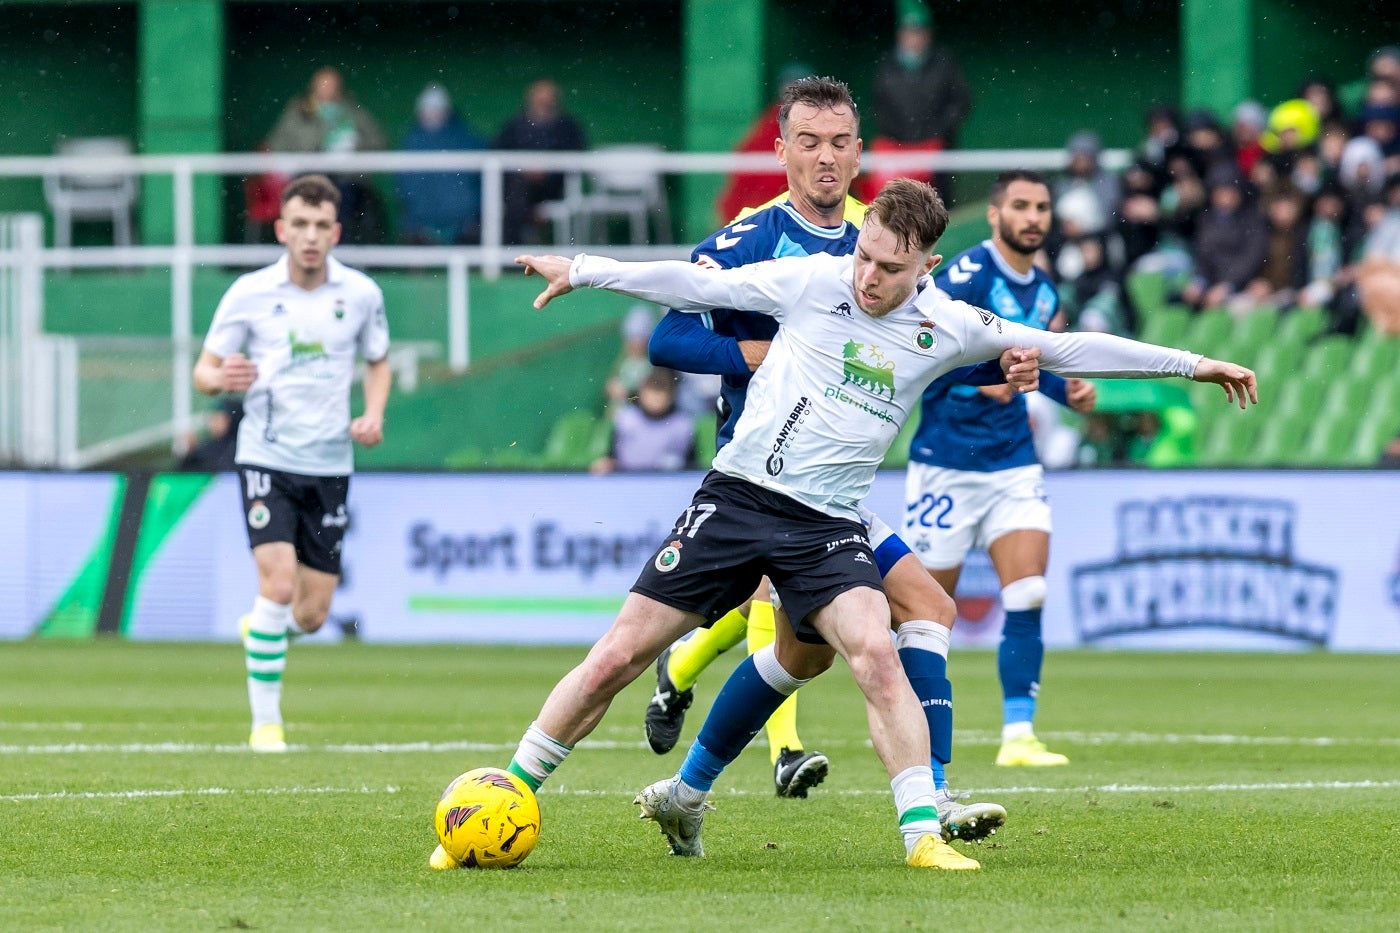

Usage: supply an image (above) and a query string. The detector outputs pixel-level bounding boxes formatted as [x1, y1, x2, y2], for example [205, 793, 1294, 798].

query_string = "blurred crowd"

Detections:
[1043, 45, 1400, 339]
[251, 67, 588, 247]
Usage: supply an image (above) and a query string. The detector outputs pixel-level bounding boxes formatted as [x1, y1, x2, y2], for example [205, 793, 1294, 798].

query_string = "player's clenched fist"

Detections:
[220, 352, 258, 393]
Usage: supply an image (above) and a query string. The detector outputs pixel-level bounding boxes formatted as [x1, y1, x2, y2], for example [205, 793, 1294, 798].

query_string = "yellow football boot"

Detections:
[906, 834, 981, 870]
[995, 733, 1069, 767]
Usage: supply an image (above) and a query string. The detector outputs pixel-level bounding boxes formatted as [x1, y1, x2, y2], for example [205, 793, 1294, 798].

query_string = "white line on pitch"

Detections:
[6, 779, 1396, 804]
[4, 730, 1398, 755]
[0, 785, 401, 803]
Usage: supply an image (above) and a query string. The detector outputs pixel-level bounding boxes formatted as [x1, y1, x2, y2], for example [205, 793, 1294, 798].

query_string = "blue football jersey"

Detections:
[685, 201, 860, 449]
[910, 241, 1060, 472]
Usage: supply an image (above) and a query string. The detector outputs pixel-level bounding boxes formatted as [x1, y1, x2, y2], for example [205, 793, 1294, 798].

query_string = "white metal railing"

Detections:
[0, 147, 1128, 467]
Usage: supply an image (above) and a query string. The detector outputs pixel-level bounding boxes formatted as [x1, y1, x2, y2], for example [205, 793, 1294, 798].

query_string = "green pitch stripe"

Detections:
[408, 595, 625, 614]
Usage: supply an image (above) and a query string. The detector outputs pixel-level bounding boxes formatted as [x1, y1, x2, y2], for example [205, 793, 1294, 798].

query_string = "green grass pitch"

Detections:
[2, 641, 1397, 931]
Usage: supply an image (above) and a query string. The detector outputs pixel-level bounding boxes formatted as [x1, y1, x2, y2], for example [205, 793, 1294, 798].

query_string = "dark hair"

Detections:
[281, 174, 341, 212]
[777, 76, 859, 137]
[865, 178, 947, 253]
[989, 169, 1050, 205]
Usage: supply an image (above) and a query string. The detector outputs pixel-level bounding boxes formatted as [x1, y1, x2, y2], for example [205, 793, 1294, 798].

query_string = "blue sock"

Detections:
[898, 646, 952, 791]
[999, 607, 1044, 728]
[677, 654, 785, 792]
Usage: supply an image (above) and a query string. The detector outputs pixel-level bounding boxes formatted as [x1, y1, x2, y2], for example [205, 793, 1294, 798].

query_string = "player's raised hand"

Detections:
[516, 254, 575, 309]
[1000, 346, 1041, 394]
[220, 352, 258, 393]
[1192, 357, 1259, 410]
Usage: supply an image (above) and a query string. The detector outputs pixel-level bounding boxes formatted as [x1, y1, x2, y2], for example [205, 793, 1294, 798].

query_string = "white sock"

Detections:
[891, 765, 941, 854]
[1002, 721, 1034, 741]
[509, 722, 572, 790]
[245, 596, 291, 730]
[673, 776, 709, 812]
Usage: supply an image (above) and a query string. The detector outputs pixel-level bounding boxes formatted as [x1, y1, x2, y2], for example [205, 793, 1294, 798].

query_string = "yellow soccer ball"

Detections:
[434, 767, 541, 869]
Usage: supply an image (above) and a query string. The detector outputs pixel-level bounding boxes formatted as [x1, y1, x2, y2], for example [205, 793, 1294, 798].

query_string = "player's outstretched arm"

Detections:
[1190, 357, 1258, 410]
[517, 254, 575, 309]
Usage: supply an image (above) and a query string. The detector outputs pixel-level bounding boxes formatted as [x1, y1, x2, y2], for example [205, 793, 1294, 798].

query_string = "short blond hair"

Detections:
[866, 179, 948, 253]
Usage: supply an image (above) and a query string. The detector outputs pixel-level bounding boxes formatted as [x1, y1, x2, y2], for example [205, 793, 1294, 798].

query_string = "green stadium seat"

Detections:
[1125, 271, 1168, 317]
[1251, 412, 1312, 465]
[1267, 378, 1322, 424]
[1139, 305, 1191, 347]
[1185, 312, 1234, 354]
[693, 414, 717, 465]
[1299, 335, 1354, 381]
[1251, 339, 1305, 384]
[1295, 408, 1365, 466]
[1233, 306, 1279, 355]
[1277, 307, 1326, 347]
[1200, 410, 1263, 465]
[1317, 378, 1369, 421]
[543, 409, 607, 468]
[1352, 330, 1400, 381]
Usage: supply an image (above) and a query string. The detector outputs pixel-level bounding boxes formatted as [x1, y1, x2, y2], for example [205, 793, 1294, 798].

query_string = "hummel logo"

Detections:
[732, 222, 758, 233]
[947, 256, 983, 285]
[715, 232, 742, 249]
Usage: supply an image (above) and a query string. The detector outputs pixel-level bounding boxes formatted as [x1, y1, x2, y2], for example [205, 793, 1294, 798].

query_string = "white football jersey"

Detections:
[204, 255, 390, 476]
[572, 253, 1199, 519]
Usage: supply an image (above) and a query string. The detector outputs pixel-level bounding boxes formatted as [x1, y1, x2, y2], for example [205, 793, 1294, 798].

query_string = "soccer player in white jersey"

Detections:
[193, 174, 391, 753]
[463, 179, 1255, 871]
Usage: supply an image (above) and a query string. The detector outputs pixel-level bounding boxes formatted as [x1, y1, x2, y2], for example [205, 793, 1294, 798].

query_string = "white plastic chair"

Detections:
[574, 144, 671, 245]
[43, 137, 139, 248]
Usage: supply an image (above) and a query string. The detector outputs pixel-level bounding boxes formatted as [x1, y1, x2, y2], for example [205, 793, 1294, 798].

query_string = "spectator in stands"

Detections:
[267, 67, 388, 244]
[1236, 185, 1310, 312]
[1340, 45, 1400, 115]
[1352, 174, 1400, 334]
[591, 367, 695, 474]
[1380, 432, 1400, 468]
[1340, 135, 1387, 211]
[1298, 184, 1349, 309]
[1232, 100, 1268, 177]
[1181, 109, 1232, 178]
[1297, 74, 1345, 125]
[1055, 129, 1122, 222]
[1261, 99, 1322, 161]
[714, 62, 814, 225]
[605, 305, 658, 409]
[1138, 103, 1185, 189]
[1180, 164, 1268, 310]
[1159, 152, 1208, 244]
[1059, 233, 1129, 334]
[395, 83, 487, 245]
[179, 399, 242, 473]
[866, 0, 971, 202]
[495, 78, 588, 245]
[1357, 104, 1400, 175]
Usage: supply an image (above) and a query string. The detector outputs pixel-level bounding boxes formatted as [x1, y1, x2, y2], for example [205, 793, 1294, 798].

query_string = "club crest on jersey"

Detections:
[840, 340, 896, 400]
[655, 541, 683, 573]
[247, 500, 271, 530]
[333, 299, 346, 320]
[912, 320, 937, 353]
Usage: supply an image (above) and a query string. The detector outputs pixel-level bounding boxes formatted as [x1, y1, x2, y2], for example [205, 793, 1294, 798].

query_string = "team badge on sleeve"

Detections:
[913, 320, 937, 353]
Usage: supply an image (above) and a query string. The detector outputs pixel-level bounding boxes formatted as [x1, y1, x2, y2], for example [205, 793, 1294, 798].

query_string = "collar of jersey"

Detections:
[276, 254, 345, 287]
[981, 239, 1036, 286]
[777, 202, 849, 239]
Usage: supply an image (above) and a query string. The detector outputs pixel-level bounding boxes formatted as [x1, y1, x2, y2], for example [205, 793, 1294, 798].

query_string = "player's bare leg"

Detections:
[507, 593, 700, 789]
[884, 555, 1006, 842]
[986, 529, 1065, 766]
[808, 586, 978, 868]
